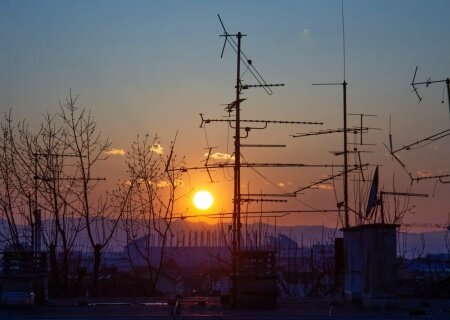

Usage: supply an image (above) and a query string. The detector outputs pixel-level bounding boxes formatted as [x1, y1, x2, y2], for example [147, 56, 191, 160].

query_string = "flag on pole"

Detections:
[365, 166, 379, 217]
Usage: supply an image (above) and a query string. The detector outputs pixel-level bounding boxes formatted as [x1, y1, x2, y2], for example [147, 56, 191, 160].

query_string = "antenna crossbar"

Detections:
[312, 82, 344, 86]
[292, 127, 371, 138]
[244, 193, 296, 198]
[331, 150, 373, 156]
[413, 79, 447, 86]
[294, 164, 369, 194]
[380, 191, 428, 197]
[37, 176, 106, 181]
[173, 209, 340, 219]
[242, 162, 347, 168]
[390, 128, 450, 154]
[240, 198, 288, 203]
[241, 83, 285, 89]
[200, 114, 323, 128]
[177, 162, 349, 172]
[241, 144, 286, 148]
[348, 113, 377, 117]
[412, 173, 450, 182]
[410, 66, 450, 118]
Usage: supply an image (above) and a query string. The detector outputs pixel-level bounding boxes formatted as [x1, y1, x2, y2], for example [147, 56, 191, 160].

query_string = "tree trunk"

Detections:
[93, 244, 102, 297]
[49, 244, 60, 297]
[62, 247, 70, 297]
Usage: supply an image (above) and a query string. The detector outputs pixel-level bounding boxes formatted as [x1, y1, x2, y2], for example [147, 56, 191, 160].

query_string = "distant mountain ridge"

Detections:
[0, 218, 448, 255]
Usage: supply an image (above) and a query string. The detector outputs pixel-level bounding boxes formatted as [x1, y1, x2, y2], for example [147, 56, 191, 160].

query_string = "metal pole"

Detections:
[360, 114, 363, 145]
[232, 31, 242, 307]
[236, 32, 242, 255]
[446, 78, 450, 119]
[343, 81, 349, 228]
[33, 153, 38, 252]
[32, 153, 43, 253]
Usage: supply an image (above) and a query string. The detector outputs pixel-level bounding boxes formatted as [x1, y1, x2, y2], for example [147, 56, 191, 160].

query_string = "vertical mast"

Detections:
[446, 78, 450, 119]
[342, 0, 349, 228]
[232, 31, 242, 307]
[343, 81, 349, 227]
[235, 32, 242, 251]
[215, 15, 288, 306]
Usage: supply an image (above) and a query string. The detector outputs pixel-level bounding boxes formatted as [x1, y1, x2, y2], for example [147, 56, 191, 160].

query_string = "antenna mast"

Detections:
[234, 30, 242, 268]
[310, 89, 350, 226]
[215, 14, 321, 306]
[307, 0, 351, 227]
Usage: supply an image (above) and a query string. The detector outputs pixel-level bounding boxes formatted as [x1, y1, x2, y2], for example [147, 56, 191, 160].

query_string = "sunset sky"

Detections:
[1, 0, 449, 227]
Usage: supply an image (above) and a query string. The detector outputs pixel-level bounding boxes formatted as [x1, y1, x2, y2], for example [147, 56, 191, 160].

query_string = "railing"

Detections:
[2, 251, 47, 276]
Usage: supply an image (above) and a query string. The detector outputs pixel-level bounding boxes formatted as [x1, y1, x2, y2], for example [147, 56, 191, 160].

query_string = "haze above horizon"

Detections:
[1, 0, 449, 227]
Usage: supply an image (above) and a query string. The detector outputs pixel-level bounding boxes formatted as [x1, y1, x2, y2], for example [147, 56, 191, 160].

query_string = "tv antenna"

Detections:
[217, 14, 284, 95]
[302, 0, 353, 227]
[172, 15, 326, 306]
[215, 14, 325, 306]
[292, 1, 380, 228]
[387, 117, 450, 184]
[411, 66, 450, 118]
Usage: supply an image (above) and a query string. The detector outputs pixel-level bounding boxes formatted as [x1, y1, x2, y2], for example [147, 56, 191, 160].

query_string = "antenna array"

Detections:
[411, 66, 450, 118]
[200, 14, 325, 306]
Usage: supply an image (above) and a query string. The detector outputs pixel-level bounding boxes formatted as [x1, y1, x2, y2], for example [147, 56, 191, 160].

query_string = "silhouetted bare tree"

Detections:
[59, 92, 119, 296]
[29, 113, 84, 296]
[0, 107, 91, 296]
[0, 111, 25, 248]
[117, 133, 184, 295]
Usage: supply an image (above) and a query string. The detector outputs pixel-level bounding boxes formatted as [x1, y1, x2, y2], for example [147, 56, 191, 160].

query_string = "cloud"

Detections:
[137, 178, 151, 185]
[131, 179, 182, 188]
[123, 180, 132, 186]
[302, 28, 312, 43]
[174, 179, 184, 187]
[157, 181, 170, 188]
[156, 179, 184, 189]
[204, 152, 235, 161]
[105, 148, 126, 156]
[416, 170, 432, 178]
[278, 181, 292, 188]
[150, 143, 164, 155]
[317, 184, 334, 191]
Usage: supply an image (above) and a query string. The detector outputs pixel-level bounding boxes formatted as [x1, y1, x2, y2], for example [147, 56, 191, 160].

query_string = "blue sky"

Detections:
[1, 0, 449, 227]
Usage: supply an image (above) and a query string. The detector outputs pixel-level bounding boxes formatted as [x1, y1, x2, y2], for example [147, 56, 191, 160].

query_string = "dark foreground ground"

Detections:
[1, 296, 450, 320]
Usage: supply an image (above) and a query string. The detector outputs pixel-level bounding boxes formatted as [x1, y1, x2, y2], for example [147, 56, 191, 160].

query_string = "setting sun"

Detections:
[193, 190, 214, 210]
